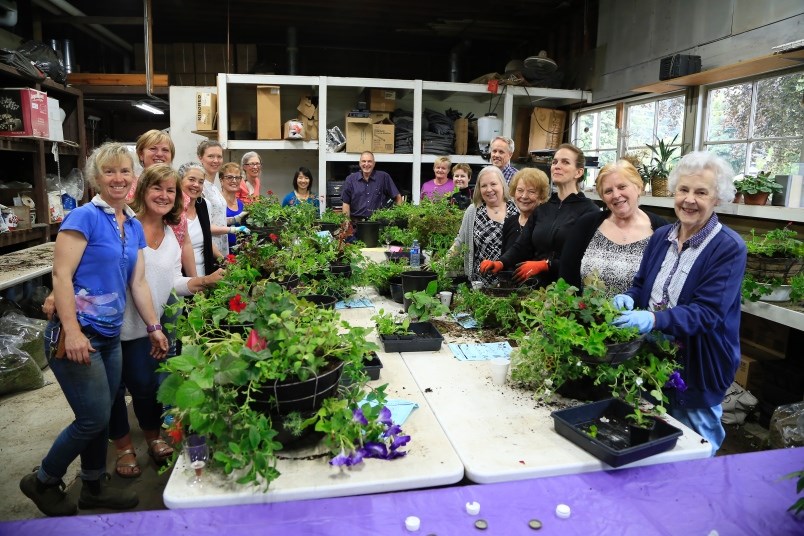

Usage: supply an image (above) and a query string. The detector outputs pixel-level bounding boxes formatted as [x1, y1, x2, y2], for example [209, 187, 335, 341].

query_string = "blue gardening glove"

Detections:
[612, 294, 634, 311]
[612, 310, 655, 334]
[230, 225, 251, 234]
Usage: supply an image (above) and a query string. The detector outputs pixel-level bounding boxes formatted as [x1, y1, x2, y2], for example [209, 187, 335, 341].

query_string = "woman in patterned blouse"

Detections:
[452, 166, 518, 286]
[560, 159, 667, 295]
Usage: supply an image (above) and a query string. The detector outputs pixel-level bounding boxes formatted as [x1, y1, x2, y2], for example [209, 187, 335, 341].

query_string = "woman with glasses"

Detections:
[281, 166, 320, 208]
[220, 162, 246, 248]
[238, 151, 262, 203]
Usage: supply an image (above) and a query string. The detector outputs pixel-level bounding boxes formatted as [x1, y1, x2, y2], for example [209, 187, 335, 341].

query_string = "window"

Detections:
[575, 107, 617, 182]
[704, 70, 803, 175]
[625, 95, 685, 165]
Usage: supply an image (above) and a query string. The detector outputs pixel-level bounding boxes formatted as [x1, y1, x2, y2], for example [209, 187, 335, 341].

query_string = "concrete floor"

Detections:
[0, 368, 771, 522]
[1, 368, 170, 521]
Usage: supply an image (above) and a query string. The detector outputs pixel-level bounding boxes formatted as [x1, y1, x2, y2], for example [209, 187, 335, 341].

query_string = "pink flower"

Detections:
[245, 328, 267, 351]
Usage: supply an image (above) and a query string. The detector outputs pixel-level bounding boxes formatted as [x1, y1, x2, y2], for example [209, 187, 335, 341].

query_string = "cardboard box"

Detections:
[257, 85, 281, 140]
[345, 115, 373, 153]
[735, 355, 762, 392]
[0, 88, 49, 138]
[372, 119, 395, 154]
[195, 91, 217, 131]
[47, 97, 63, 142]
[527, 107, 566, 152]
[283, 119, 304, 140]
[297, 96, 317, 120]
[513, 107, 532, 157]
[369, 112, 390, 123]
[297, 114, 318, 140]
[454, 118, 468, 155]
[367, 89, 396, 112]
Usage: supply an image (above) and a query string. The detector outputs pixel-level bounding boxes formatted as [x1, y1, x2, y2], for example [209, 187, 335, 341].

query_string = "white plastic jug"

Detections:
[477, 113, 502, 150]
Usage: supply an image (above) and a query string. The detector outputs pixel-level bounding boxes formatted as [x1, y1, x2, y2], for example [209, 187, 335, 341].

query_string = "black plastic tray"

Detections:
[364, 352, 383, 380]
[380, 321, 444, 352]
[551, 398, 683, 468]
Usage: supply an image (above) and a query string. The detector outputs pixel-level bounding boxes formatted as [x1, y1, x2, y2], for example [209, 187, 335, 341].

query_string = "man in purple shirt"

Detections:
[341, 151, 403, 220]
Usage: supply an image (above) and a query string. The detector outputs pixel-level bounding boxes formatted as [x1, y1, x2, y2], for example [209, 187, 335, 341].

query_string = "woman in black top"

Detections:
[501, 168, 550, 253]
[449, 163, 474, 210]
[480, 143, 599, 285]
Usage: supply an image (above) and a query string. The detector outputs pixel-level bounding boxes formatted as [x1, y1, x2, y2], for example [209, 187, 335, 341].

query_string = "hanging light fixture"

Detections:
[133, 101, 164, 115]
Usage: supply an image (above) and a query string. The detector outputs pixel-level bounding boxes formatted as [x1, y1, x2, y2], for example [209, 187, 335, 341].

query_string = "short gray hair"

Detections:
[472, 166, 511, 206]
[240, 151, 261, 169]
[491, 136, 515, 155]
[178, 161, 205, 179]
[669, 151, 736, 205]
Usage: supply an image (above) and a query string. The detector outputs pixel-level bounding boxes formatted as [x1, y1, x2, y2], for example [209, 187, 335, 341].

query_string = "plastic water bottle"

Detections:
[410, 239, 421, 268]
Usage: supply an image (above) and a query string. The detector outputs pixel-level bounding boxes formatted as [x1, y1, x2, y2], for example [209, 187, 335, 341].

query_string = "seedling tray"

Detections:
[364, 352, 383, 380]
[551, 398, 683, 467]
[380, 321, 444, 352]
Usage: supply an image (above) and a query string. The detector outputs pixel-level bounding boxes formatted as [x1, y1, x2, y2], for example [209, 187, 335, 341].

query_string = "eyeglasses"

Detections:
[223, 175, 242, 182]
[243, 162, 262, 167]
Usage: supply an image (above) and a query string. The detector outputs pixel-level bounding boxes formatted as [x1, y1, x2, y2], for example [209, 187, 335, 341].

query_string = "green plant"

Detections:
[404, 280, 448, 321]
[782, 469, 804, 517]
[380, 225, 416, 246]
[363, 260, 409, 294]
[509, 279, 682, 426]
[407, 198, 464, 252]
[372, 309, 411, 336]
[369, 203, 417, 224]
[318, 209, 348, 225]
[453, 285, 521, 331]
[744, 226, 804, 258]
[158, 282, 382, 489]
[245, 190, 285, 227]
[639, 134, 686, 184]
[734, 171, 783, 195]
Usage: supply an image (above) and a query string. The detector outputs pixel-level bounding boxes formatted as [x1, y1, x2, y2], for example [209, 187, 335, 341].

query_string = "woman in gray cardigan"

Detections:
[451, 166, 517, 284]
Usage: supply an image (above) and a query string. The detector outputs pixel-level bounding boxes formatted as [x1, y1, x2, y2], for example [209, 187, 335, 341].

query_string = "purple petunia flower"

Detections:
[378, 406, 393, 425]
[362, 441, 388, 459]
[329, 451, 351, 466]
[352, 408, 368, 425]
[390, 434, 411, 451]
[665, 371, 688, 392]
[382, 424, 402, 438]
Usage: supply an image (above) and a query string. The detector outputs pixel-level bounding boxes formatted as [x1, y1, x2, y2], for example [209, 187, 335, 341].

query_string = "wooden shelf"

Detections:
[0, 224, 48, 249]
[632, 49, 804, 94]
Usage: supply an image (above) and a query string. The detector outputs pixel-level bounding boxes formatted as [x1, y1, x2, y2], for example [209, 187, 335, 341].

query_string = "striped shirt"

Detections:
[649, 214, 721, 311]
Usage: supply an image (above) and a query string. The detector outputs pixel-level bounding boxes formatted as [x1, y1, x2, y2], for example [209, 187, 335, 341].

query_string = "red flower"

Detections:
[269, 233, 279, 242]
[267, 190, 274, 195]
[229, 294, 247, 312]
[578, 302, 586, 310]
[245, 328, 267, 351]
[167, 421, 183, 444]
[226, 253, 236, 264]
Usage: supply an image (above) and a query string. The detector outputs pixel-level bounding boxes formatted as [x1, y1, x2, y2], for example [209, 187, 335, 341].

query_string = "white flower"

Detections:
[544, 378, 553, 387]
[635, 377, 644, 386]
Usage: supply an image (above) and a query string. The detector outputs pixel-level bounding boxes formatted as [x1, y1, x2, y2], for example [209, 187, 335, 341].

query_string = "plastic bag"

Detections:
[0, 312, 47, 369]
[62, 168, 84, 202]
[0, 335, 44, 395]
[17, 40, 66, 84]
[768, 401, 804, 449]
[720, 382, 758, 425]
[0, 47, 46, 81]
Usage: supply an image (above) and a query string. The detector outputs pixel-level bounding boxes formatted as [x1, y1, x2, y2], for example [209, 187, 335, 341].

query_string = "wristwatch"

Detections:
[146, 324, 163, 333]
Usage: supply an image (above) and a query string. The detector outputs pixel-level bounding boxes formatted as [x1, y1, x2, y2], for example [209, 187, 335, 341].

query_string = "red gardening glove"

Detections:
[513, 260, 550, 283]
[479, 260, 504, 274]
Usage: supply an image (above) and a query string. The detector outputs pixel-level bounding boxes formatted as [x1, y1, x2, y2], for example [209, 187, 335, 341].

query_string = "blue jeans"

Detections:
[38, 320, 122, 483]
[109, 337, 163, 440]
[670, 404, 725, 456]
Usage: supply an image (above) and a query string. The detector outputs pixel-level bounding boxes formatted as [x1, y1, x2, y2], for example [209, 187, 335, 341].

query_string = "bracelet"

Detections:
[146, 324, 163, 333]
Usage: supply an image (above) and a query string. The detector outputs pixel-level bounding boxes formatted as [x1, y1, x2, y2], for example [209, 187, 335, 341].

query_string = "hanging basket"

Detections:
[745, 255, 804, 282]
[651, 177, 669, 197]
[575, 334, 646, 366]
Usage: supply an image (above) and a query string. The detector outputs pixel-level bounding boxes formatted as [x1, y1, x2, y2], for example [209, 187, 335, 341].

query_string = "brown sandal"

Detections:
[148, 438, 174, 465]
[115, 448, 141, 478]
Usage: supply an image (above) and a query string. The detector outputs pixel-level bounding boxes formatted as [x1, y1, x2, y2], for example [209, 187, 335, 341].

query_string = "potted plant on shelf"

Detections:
[638, 134, 685, 197]
[733, 171, 782, 206]
[158, 282, 408, 490]
[742, 225, 804, 302]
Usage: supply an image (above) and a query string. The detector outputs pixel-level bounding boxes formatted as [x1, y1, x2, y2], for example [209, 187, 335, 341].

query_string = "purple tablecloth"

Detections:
[3, 448, 803, 535]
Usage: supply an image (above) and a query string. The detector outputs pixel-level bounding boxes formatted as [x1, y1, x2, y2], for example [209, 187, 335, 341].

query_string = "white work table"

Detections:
[163, 290, 464, 509]
[0, 242, 55, 291]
